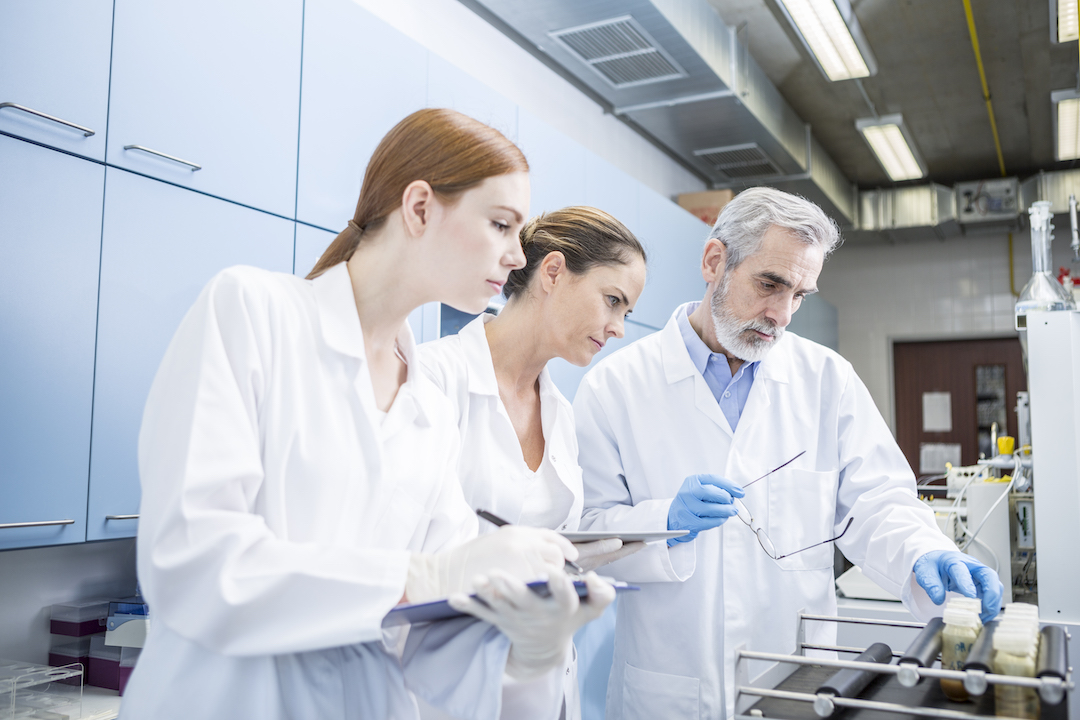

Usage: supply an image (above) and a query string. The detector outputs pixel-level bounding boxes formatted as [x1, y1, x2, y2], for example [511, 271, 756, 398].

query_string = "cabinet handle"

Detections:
[0, 519, 76, 529]
[0, 102, 95, 137]
[105, 514, 139, 520]
[123, 145, 201, 171]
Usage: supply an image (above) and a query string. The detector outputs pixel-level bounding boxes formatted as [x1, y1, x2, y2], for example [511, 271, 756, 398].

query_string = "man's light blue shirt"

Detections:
[677, 302, 758, 432]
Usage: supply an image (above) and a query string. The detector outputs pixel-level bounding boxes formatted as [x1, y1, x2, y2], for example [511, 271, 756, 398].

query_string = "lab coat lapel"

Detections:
[659, 307, 733, 438]
[731, 335, 792, 444]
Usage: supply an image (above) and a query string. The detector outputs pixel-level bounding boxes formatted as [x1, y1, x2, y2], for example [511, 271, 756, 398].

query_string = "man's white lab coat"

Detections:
[121, 263, 509, 720]
[573, 304, 956, 720]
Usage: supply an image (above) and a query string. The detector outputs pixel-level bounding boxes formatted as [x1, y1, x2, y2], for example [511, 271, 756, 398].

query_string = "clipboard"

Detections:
[383, 578, 638, 627]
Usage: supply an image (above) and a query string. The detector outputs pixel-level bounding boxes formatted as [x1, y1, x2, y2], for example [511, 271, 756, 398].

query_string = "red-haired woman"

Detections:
[122, 109, 614, 720]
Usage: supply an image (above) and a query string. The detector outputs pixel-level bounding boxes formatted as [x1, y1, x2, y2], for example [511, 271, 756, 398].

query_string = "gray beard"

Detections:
[709, 273, 783, 363]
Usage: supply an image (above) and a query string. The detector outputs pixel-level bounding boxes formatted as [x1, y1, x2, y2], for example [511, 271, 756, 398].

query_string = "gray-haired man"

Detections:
[573, 187, 1002, 719]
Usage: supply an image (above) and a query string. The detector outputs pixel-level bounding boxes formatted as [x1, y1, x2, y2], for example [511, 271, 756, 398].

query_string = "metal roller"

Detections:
[900, 617, 944, 668]
[1037, 625, 1069, 705]
[962, 620, 997, 673]
[813, 642, 893, 716]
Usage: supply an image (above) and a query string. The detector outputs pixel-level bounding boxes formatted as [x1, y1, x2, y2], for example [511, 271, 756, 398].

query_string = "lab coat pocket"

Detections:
[767, 469, 838, 571]
[622, 662, 700, 720]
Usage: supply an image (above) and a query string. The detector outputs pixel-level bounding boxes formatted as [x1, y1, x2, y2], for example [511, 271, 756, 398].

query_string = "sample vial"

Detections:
[940, 607, 980, 701]
[993, 628, 1040, 719]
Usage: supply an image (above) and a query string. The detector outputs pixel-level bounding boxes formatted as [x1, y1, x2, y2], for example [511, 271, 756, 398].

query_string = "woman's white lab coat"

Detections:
[121, 263, 510, 720]
[572, 304, 957, 720]
[417, 314, 583, 720]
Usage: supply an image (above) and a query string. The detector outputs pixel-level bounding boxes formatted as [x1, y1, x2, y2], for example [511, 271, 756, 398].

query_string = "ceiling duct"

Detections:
[694, 142, 781, 179]
[549, 16, 687, 89]
[848, 184, 959, 243]
[1020, 168, 1080, 213]
[465, 0, 857, 224]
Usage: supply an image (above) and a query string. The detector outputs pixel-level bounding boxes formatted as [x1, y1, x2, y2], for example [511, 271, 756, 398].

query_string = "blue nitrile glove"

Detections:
[666, 474, 745, 547]
[913, 550, 1004, 623]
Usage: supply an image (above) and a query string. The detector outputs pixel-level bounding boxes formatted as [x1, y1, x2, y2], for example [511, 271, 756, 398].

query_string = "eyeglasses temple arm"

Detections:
[743, 450, 807, 488]
[772, 517, 854, 560]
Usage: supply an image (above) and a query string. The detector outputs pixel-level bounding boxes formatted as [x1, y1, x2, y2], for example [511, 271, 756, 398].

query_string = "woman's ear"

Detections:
[400, 180, 436, 238]
[537, 251, 566, 295]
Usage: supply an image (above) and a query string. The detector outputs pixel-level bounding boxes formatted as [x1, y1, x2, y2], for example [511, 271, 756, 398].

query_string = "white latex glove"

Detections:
[572, 539, 647, 573]
[448, 569, 615, 681]
[406, 526, 577, 604]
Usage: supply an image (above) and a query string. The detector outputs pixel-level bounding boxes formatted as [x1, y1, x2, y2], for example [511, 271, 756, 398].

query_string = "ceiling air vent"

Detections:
[694, 143, 781, 179]
[549, 16, 687, 89]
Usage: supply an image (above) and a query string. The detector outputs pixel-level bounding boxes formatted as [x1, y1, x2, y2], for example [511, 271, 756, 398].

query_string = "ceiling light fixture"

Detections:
[775, 0, 877, 81]
[855, 115, 926, 182]
[1055, 0, 1079, 42]
[1052, 90, 1080, 160]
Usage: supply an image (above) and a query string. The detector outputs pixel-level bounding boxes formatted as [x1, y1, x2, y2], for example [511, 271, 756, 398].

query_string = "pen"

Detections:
[476, 508, 585, 575]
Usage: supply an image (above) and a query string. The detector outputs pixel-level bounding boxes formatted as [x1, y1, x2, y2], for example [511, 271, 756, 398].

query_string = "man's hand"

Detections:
[667, 474, 745, 546]
[913, 550, 1003, 623]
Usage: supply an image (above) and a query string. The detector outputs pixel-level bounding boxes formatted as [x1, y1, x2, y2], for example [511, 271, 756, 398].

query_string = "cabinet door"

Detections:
[426, 55, 518, 143]
[517, 110, 587, 217]
[87, 169, 295, 541]
[106, 0, 303, 218]
[296, 0, 427, 232]
[0, 0, 113, 160]
[0, 137, 103, 549]
[632, 186, 710, 329]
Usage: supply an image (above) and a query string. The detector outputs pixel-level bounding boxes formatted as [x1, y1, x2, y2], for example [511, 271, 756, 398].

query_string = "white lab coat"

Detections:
[417, 314, 583, 720]
[121, 263, 510, 720]
[573, 304, 957, 720]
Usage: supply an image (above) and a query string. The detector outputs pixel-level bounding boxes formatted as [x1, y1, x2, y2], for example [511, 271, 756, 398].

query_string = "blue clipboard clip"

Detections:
[383, 578, 638, 628]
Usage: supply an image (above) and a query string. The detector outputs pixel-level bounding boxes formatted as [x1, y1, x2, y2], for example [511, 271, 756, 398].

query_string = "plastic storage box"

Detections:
[118, 647, 141, 696]
[49, 599, 110, 637]
[0, 659, 82, 719]
[47, 637, 92, 686]
[88, 636, 121, 691]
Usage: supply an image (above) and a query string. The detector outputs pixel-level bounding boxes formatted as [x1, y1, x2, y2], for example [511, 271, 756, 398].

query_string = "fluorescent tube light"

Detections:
[1058, 0, 1079, 42]
[855, 115, 926, 182]
[1053, 90, 1080, 160]
[776, 0, 875, 81]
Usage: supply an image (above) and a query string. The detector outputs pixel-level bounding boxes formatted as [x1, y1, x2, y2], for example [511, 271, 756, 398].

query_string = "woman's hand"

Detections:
[448, 570, 616, 680]
[572, 538, 647, 572]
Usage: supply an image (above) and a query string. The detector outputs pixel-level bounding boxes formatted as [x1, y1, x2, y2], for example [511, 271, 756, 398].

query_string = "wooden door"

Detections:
[894, 338, 1026, 477]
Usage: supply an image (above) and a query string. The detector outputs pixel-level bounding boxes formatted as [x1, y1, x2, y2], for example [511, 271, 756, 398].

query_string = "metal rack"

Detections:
[735, 614, 1073, 720]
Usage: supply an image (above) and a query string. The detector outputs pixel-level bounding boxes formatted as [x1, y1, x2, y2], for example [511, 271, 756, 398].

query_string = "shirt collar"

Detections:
[311, 262, 431, 424]
[676, 301, 759, 380]
[459, 313, 500, 397]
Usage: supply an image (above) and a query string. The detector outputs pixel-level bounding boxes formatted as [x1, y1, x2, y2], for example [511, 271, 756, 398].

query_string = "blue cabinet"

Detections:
[0, 137, 104, 549]
[105, 0, 303, 218]
[632, 186, 710, 329]
[517, 110, 587, 217]
[0, 0, 113, 161]
[426, 55, 519, 143]
[86, 169, 295, 541]
[296, 0, 428, 232]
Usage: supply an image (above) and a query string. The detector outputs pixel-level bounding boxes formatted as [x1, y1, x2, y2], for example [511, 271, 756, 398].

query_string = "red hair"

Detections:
[307, 108, 529, 279]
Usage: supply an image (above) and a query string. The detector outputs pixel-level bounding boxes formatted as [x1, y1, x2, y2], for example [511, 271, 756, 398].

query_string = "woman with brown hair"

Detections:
[417, 206, 649, 720]
[122, 110, 614, 720]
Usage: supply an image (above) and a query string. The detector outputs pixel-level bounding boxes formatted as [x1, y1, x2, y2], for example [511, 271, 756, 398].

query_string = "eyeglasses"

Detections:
[734, 451, 853, 561]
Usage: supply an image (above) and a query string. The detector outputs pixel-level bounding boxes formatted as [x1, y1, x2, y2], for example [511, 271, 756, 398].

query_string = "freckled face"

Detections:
[546, 255, 647, 367]
[710, 225, 823, 361]
[433, 172, 530, 314]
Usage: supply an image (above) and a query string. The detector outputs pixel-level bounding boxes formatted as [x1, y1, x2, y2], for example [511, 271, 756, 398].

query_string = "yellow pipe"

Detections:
[962, 0, 1007, 177]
